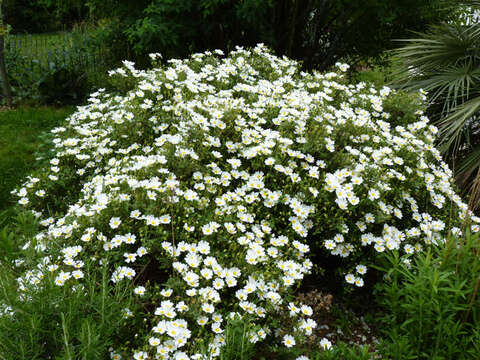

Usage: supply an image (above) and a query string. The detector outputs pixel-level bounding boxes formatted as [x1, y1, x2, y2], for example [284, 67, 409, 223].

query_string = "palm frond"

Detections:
[455, 145, 480, 209]
[392, 20, 480, 203]
[437, 96, 480, 154]
[392, 24, 480, 76]
[400, 65, 480, 109]
[456, 145, 480, 180]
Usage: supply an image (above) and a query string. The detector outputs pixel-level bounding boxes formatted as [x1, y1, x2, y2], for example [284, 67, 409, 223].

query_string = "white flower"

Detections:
[161, 288, 173, 297]
[319, 338, 332, 350]
[335, 62, 350, 72]
[133, 351, 148, 360]
[72, 270, 84, 279]
[109, 217, 121, 229]
[283, 334, 296, 348]
[160, 215, 171, 224]
[134, 286, 146, 296]
[202, 303, 215, 314]
[355, 264, 367, 275]
[345, 273, 355, 284]
[149, 337, 160, 346]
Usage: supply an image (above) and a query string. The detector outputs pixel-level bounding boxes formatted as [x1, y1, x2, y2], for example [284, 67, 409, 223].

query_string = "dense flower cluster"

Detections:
[7, 44, 479, 358]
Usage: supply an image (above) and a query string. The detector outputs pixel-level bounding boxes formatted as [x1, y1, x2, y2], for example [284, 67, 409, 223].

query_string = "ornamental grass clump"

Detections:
[3, 44, 479, 359]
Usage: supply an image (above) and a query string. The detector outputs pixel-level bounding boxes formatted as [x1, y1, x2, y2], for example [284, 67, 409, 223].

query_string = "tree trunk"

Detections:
[0, 34, 12, 107]
[286, 0, 298, 58]
[0, 0, 12, 107]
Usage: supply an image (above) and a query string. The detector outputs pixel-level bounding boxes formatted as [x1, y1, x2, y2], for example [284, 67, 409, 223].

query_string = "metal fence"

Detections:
[5, 32, 109, 74]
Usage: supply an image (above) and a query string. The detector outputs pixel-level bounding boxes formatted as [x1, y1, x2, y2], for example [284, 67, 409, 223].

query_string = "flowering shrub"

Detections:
[6, 44, 480, 359]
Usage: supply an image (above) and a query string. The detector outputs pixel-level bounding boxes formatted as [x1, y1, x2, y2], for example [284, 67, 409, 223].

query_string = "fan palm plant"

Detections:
[392, 7, 480, 207]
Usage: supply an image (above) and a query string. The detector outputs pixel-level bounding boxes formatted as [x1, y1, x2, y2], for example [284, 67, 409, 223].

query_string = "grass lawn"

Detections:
[0, 106, 74, 222]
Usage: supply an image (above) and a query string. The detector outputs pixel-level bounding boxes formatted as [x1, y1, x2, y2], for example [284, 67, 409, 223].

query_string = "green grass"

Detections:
[0, 106, 74, 220]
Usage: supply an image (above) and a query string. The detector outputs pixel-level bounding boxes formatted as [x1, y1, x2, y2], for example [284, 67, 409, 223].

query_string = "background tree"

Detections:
[0, 0, 12, 107]
[121, 0, 457, 70]
[3, 0, 461, 71]
[3, 0, 86, 33]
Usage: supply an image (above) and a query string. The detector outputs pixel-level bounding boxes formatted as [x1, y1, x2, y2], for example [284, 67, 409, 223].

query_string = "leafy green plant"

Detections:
[219, 316, 256, 360]
[0, 226, 15, 262]
[0, 208, 140, 359]
[0, 263, 139, 360]
[37, 63, 89, 105]
[4, 29, 111, 105]
[311, 342, 371, 360]
[374, 232, 480, 359]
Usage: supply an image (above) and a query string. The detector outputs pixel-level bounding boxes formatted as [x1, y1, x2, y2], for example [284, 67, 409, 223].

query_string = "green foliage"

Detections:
[37, 64, 89, 105]
[311, 343, 371, 360]
[0, 211, 40, 268]
[0, 261, 139, 359]
[134, 0, 462, 69]
[82, 0, 461, 70]
[2, 0, 469, 74]
[374, 232, 480, 360]
[3, 0, 87, 33]
[391, 20, 480, 199]
[0, 106, 75, 218]
[351, 64, 393, 87]
[263, 341, 374, 360]
[219, 316, 256, 360]
[0, 211, 138, 360]
[299, 0, 455, 69]
[123, 0, 275, 61]
[0, 212, 141, 360]
[2, 0, 472, 72]
[4, 29, 112, 105]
